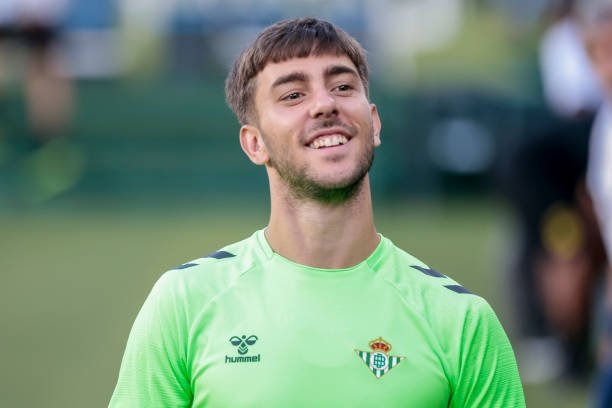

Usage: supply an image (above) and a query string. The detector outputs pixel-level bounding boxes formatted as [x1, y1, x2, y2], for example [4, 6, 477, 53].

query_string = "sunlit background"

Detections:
[0, 0, 602, 406]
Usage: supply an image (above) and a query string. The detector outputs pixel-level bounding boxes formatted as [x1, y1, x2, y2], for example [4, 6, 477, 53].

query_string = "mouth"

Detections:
[306, 128, 351, 149]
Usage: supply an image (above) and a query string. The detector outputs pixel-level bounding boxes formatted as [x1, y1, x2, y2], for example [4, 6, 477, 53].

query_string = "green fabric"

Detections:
[110, 230, 525, 407]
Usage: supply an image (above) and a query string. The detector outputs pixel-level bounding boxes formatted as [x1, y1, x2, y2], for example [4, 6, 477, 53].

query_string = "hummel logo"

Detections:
[229, 335, 258, 355]
[225, 335, 261, 364]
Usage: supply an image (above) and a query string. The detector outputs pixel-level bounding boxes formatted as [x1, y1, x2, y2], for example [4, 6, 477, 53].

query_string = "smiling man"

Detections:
[243, 53, 379, 208]
[109, 18, 525, 407]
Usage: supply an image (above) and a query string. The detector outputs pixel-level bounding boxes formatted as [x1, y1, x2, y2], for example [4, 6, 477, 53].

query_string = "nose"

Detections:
[309, 89, 338, 118]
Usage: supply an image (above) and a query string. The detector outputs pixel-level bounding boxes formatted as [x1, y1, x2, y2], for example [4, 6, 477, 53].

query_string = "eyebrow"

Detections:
[323, 64, 359, 79]
[271, 72, 308, 89]
[270, 64, 359, 90]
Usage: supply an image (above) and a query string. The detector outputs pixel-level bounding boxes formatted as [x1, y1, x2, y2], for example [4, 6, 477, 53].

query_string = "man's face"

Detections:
[588, 21, 612, 94]
[248, 54, 381, 203]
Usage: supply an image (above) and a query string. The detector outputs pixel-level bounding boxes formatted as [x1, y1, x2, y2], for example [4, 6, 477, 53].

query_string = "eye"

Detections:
[282, 92, 303, 101]
[332, 83, 356, 95]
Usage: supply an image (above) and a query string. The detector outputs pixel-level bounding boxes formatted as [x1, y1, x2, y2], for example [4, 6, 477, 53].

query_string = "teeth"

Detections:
[309, 135, 348, 149]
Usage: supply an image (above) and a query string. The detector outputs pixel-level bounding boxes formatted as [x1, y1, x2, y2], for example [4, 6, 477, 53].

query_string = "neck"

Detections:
[265, 176, 379, 269]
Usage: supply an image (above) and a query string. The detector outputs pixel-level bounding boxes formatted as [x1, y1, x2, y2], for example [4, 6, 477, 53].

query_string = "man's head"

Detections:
[226, 18, 381, 206]
[581, 3, 612, 94]
[225, 17, 370, 125]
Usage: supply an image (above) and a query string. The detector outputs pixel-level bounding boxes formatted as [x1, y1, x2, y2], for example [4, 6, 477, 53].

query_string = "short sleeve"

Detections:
[449, 298, 525, 407]
[109, 272, 192, 407]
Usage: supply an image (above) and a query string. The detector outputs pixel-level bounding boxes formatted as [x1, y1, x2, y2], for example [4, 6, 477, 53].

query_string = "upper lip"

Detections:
[305, 127, 352, 146]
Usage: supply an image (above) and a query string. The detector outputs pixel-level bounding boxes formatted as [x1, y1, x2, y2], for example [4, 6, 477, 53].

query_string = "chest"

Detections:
[187, 277, 452, 407]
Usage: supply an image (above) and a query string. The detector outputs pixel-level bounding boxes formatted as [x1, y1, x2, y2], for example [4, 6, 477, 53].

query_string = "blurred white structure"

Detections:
[539, 16, 602, 117]
[364, 0, 464, 82]
[112, 0, 465, 80]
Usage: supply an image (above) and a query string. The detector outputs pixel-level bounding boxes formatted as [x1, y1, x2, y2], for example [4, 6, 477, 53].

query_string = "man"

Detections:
[110, 18, 525, 407]
[582, 3, 612, 407]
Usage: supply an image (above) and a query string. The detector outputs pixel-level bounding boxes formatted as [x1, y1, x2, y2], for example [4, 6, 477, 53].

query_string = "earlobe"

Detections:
[240, 125, 269, 165]
[371, 104, 382, 147]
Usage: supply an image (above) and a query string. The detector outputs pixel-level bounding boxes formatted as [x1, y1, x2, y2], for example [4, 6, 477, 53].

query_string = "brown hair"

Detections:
[225, 17, 369, 125]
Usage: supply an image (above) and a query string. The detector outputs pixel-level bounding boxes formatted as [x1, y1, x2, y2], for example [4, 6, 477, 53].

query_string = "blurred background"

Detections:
[0, 0, 608, 406]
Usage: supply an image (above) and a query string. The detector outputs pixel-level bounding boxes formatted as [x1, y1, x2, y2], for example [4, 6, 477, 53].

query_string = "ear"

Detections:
[240, 125, 269, 165]
[370, 104, 382, 147]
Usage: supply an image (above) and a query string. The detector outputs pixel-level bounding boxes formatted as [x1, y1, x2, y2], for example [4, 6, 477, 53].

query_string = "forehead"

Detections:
[255, 54, 358, 88]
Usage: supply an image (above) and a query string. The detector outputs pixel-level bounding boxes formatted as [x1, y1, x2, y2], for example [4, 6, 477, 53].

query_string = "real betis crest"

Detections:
[355, 337, 405, 379]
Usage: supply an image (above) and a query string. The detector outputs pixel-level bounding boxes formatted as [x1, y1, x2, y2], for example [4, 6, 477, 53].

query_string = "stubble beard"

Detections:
[265, 128, 376, 206]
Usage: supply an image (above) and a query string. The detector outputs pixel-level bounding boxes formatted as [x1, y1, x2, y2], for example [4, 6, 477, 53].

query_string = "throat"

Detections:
[265, 198, 379, 269]
[272, 231, 380, 269]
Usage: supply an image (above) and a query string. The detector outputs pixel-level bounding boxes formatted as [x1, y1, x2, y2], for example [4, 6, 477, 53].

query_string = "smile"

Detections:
[308, 134, 348, 149]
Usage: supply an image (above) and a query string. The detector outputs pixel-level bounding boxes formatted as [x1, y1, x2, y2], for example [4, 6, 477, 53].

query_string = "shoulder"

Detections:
[375, 238, 512, 374]
[373, 237, 494, 329]
[148, 232, 262, 310]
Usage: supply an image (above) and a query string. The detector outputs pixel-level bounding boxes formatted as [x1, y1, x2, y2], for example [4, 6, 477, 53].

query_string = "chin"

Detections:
[312, 170, 365, 189]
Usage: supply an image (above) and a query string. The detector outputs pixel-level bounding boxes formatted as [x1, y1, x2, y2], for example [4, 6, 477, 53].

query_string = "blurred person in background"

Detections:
[581, 2, 612, 406]
[0, 0, 82, 204]
[110, 17, 525, 407]
[0, 0, 73, 144]
[500, 0, 607, 385]
[540, 0, 602, 118]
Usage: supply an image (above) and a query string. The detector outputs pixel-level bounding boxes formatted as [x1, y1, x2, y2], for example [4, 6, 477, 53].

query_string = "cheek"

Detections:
[261, 107, 302, 132]
[359, 106, 377, 132]
[259, 124, 291, 157]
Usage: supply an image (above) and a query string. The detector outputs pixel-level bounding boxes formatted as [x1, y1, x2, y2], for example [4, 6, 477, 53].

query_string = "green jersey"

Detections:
[110, 230, 525, 407]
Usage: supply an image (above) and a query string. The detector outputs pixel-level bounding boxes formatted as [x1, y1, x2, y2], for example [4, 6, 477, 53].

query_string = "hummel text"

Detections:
[225, 354, 261, 364]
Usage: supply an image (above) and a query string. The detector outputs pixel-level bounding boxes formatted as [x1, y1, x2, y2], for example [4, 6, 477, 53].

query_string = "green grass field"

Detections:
[0, 200, 589, 407]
